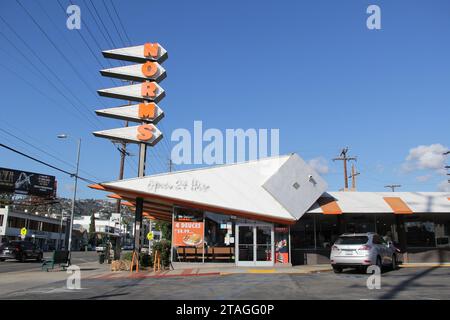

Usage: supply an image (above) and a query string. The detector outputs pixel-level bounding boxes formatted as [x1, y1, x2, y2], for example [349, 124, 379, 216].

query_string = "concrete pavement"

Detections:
[1, 265, 449, 300]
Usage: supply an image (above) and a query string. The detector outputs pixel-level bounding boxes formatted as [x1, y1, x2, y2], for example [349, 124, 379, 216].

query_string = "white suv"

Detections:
[330, 233, 398, 273]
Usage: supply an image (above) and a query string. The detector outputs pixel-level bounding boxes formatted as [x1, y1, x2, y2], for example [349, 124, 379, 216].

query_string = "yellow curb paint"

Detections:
[399, 264, 450, 268]
[248, 269, 276, 274]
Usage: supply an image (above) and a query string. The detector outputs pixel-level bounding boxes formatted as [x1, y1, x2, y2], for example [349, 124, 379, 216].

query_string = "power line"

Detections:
[0, 18, 101, 129]
[88, 0, 120, 49]
[0, 143, 96, 184]
[0, 126, 104, 182]
[15, 0, 108, 110]
[102, 0, 126, 47]
[110, 0, 132, 45]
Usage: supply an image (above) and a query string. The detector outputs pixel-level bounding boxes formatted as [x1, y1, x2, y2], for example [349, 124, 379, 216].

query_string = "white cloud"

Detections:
[437, 180, 450, 192]
[308, 157, 329, 175]
[402, 144, 448, 172]
[416, 174, 432, 182]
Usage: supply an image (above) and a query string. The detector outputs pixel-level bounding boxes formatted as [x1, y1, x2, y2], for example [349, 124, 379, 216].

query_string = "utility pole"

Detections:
[333, 147, 357, 191]
[384, 184, 401, 192]
[115, 121, 129, 214]
[348, 163, 360, 191]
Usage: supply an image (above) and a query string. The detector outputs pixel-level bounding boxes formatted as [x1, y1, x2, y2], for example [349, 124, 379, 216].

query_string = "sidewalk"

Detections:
[84, 264, 333, 280]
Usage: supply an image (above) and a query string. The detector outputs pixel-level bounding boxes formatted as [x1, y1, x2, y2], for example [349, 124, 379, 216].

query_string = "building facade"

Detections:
[0, 206, 66, 251]
[89, 154, 450, 266]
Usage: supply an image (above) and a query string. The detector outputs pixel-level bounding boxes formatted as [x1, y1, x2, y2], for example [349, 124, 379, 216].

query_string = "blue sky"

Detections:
[0, 0, 449, 199]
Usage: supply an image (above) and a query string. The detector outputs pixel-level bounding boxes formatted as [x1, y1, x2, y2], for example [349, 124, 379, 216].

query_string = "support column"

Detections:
[133, 197, 144, 254]
[395, 215, 407, 261]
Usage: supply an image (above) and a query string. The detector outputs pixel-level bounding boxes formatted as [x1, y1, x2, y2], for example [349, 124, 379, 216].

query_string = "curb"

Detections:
[399, 263, 450, 268]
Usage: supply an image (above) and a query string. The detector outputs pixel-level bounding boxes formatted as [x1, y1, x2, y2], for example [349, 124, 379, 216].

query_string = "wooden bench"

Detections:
[212, 247, 234, 262]
[41, 250, 70, 271]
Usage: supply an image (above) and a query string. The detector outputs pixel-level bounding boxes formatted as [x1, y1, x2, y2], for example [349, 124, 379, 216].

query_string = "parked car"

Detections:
[330, 233, 398, 273]
[0, 241, 43, 262]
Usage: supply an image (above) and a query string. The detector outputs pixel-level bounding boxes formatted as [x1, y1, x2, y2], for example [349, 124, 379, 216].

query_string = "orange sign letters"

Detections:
[137, 124, 154, 141]
[144, 43, 159, 58]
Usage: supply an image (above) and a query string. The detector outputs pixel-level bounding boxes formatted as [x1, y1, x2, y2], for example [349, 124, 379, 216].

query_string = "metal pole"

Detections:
[58, 210, 63, 250]
[68, 138, 81, 263]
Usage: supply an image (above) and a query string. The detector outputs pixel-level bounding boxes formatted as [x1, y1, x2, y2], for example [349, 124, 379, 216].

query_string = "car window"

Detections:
[372, 235, 382, 244]
[335, 236, 368, 245]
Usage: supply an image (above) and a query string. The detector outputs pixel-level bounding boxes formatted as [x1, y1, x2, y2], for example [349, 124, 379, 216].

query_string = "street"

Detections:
[0, 251, 99, 274]
[0, 258, 449, 300]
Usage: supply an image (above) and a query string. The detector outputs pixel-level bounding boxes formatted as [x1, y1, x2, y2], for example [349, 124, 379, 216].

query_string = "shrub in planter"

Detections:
[153, 239, 171, 268]
[140, 252, 153, 268]
[121, 251, 133, 261]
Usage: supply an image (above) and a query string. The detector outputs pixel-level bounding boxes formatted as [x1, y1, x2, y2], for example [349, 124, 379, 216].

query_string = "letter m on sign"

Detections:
[139, 103, 156, 119]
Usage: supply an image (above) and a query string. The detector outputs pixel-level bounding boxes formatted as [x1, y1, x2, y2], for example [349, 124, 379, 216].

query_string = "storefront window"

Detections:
[434, 214, 450, 248]
[315, 215, 339, 249]
[343, 214, 375, 233]
[290, 215, 315, 249]
[204, 212, 235, 263]
[405, 215, 436, 248]
[375, 214, 398, 244]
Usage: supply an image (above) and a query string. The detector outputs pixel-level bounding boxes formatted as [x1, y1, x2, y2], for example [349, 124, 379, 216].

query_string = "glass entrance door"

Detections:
[236, 224, 274, 266]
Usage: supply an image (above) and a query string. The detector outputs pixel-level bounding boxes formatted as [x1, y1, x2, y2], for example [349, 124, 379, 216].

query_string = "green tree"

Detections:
[154, 221, 172, 240]
[88, 212, 96, 245]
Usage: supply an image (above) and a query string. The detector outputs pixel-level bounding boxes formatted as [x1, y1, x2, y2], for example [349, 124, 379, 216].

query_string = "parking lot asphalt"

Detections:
[1, 266, 449, 300]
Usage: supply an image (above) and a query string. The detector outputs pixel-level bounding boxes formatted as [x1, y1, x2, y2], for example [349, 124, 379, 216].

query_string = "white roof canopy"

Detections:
[95, 154, 328, 224]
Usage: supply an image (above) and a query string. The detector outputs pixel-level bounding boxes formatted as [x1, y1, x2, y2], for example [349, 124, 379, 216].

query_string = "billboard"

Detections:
[0, 167, 56, 197]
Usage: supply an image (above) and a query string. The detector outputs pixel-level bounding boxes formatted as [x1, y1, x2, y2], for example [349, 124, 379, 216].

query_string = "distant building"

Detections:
[0, 206, 65, 251]
[73, 213, 124, 236]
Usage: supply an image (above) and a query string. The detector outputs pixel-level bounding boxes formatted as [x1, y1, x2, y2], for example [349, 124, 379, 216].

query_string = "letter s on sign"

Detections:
[137, 124, 154, 141]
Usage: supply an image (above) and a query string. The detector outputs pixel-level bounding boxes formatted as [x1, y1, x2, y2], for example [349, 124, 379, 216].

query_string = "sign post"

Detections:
[20, 227, 27, 240]
[94, 43, 168, 271]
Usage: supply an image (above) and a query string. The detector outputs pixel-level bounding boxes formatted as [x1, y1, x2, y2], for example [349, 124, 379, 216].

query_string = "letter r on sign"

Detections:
[141, 82, 157, 98]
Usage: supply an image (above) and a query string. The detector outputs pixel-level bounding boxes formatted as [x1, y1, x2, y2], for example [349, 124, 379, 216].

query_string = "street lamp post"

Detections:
[58, 134, 81, 264]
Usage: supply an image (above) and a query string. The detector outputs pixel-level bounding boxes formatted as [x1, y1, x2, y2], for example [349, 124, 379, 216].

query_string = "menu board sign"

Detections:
[173, 221, 204, 247]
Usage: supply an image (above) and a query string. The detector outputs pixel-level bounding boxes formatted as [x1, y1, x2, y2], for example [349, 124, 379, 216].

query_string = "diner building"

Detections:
[90, 154, 450, 266]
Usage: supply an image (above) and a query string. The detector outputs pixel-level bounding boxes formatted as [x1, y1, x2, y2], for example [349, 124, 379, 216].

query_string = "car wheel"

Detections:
[36, 253, 43, 262]
[0, 258, 5, 262]
[359, 265, 368, 274]
[20, 254, 27, 263]
[391, 255, 397, 270]
[333, 266, 343, 273]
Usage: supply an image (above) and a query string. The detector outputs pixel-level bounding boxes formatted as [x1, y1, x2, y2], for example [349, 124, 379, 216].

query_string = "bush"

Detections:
[121, 251, 133, 261]
[153, 239, 171, 268]
[140, 252, 153, 268]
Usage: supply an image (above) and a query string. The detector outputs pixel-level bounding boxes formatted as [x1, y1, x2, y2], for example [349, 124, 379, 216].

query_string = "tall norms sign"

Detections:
[93, 43, 168, 147]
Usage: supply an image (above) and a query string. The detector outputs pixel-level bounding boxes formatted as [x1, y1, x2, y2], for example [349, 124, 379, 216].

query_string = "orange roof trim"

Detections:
[317, 197, 342, 215]
[88, 184, 105, 191]
[383, 197, 413, 214]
